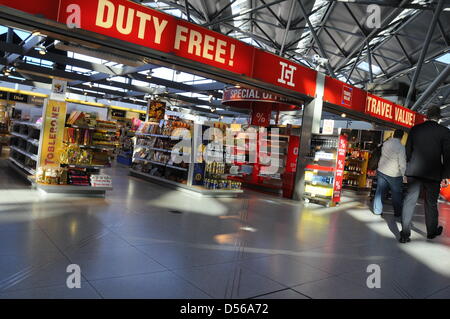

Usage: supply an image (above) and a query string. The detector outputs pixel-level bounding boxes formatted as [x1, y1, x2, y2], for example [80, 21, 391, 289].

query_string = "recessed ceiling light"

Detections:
[341, 113, 346, 118]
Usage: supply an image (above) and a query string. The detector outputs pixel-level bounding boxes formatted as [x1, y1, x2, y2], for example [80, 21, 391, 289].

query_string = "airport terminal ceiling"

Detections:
[0, 0, 449, 125]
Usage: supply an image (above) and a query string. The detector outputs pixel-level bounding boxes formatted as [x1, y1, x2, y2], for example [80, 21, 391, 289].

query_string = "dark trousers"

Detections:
[373, 171, 403, 216]
[401, 177, 441, 237]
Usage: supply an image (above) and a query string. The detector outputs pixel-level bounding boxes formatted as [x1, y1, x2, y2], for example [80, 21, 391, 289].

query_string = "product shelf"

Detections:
[10, 145, 38, 161]
[130, 169, 242, 197]
[8, 157, 35, 176]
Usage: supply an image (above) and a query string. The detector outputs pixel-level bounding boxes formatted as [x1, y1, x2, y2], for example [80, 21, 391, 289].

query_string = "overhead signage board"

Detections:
[1, 0, 426, 129]
[29, 95, 46, 106]
[365, 94, 423, 128]
[10, 93, 28, 103]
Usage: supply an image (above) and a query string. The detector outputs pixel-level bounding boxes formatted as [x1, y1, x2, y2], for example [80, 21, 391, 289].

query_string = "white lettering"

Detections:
[95, 0, 115, 29]
[136, 11, 151, 39]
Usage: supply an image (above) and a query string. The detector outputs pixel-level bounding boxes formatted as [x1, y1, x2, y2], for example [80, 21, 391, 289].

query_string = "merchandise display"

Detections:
[226, 125, 294, 196]
[130, 116, 242, 196]
[341, 129, 383, 192]
[131, 117, 192, 185]
[31, 106, 115, 193]
[304, 133, 347, 207]
[8, 116, 41, 177]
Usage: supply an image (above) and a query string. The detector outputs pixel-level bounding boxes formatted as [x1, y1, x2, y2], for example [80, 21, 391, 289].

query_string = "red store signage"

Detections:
[342, 85, 353, 107]
[333, 134, 348, 203]
[252, 49, 317, 98]
[57, 0, 255, 76]
[0, 0, 427, 130]
[222, 87, 301, 111]
[323, 76, 366, 113]
[250, 103, 272, 127]
[285, 135, 300, 174]
[365, 94, 420, 128]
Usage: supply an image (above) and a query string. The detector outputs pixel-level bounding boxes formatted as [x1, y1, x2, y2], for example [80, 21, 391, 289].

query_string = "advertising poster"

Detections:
[39, 99, 67, 168]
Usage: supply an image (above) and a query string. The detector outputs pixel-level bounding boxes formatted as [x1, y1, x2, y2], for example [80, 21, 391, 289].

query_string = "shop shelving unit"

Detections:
[303, 133, 346, 207]
[227, 126, 292, 196]
[8, 120, 41, 179]
[130, 120, 242, 197]
[31, 108, 116, 195]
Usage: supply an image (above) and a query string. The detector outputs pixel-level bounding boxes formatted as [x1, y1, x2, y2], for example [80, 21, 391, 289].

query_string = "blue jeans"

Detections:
[373, 171, 403, 216]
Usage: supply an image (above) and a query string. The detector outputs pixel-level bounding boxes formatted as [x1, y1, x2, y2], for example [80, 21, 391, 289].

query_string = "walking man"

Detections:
[399, 106, 450, 243]
[372, 129, 406, 217]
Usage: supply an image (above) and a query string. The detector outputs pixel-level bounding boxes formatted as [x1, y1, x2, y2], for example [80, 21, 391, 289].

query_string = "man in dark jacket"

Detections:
[399, 106, 450, 243]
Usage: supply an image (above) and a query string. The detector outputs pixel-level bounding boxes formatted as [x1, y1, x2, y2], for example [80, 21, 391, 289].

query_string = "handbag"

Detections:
[367, 143, 383, 171]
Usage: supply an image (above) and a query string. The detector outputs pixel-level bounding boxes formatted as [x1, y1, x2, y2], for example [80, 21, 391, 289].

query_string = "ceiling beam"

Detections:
[405, 0, 444, 107]
[297, 0, 336, 77]
[202, 0, 288, 28]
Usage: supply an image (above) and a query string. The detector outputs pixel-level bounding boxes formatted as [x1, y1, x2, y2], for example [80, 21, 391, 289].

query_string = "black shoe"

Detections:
[399, 232, 411, 243]
[427, 226, 443, 239]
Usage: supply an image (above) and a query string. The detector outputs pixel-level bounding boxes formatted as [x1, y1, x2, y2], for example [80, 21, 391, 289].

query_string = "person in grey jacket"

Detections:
[399, 106, 450, 243]
[372, 129, 406, 216]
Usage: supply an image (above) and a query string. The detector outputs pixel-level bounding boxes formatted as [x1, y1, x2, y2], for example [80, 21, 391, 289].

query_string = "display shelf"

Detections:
[78, 144, 116, 151]
[347, 158, 365, 162]
[304, 192, 333, 200]
[12, 120, 41, 130]
[67, 124, 117, 133]
[33, 182, 112, 195]
[344, 171, 362, 175]
[305, 164, 335, 172]
[305, 180, 334, 188]
[11, 131, 28, 140]
[61, 163, 109, 169]
[10, 145, 38, 161]
[8, 157, 35, 176]
[135, 132, 188, 140]
[11, 131, 40, 146]
[130, 169, 242, 197]
[135, 145, 190, 156]
[165, 164, 188, 172]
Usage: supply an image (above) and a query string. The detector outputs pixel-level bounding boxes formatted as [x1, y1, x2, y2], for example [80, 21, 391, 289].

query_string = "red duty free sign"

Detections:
[58, 0, 254, 76]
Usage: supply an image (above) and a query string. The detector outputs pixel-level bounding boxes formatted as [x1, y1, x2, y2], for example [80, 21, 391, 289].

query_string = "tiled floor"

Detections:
[0, 154, 449, 299]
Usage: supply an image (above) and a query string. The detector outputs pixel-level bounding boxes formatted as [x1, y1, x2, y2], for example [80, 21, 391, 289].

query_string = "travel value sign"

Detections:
[365, 94, 419, 128]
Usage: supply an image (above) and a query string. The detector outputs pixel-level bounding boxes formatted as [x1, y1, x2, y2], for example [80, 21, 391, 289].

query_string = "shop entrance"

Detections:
[0, 19, 306, 198]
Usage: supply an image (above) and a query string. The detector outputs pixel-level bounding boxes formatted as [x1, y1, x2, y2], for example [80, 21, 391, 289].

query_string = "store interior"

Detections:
[0, 24, 414, 206]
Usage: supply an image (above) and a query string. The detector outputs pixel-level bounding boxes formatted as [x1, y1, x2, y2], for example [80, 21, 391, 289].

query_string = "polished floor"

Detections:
[0, 148, 450, 299]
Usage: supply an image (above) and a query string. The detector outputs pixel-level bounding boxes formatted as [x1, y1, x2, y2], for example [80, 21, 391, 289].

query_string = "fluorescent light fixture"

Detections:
[357, 61, 382, 75]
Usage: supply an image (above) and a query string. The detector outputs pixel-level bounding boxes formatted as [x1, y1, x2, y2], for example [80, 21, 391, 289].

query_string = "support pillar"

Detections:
[292, 72, 325, 201]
